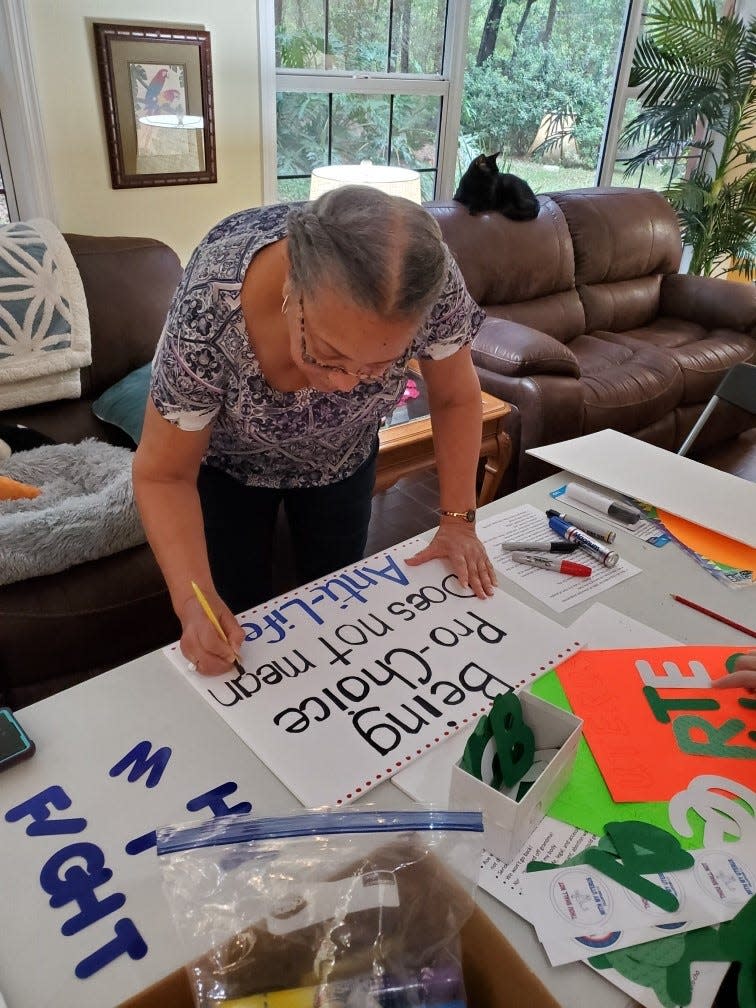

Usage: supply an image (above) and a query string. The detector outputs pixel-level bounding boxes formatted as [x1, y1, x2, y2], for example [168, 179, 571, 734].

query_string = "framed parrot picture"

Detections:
[93, 23, 216, 188]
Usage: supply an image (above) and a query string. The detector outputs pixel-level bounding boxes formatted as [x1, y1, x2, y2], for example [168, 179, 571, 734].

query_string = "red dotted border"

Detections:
[332, 639, 583, 805]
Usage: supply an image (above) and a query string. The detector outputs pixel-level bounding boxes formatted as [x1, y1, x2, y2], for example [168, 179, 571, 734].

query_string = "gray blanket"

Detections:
[0, 439, 145, 586]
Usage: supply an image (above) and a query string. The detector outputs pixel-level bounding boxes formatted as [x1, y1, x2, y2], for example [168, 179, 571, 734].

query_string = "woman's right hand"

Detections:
[179, 592, 246, 677]
[713, 651, 756, 692]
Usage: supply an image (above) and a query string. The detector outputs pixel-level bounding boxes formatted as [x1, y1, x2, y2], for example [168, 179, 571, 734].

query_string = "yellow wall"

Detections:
[26, 0, 263, 262]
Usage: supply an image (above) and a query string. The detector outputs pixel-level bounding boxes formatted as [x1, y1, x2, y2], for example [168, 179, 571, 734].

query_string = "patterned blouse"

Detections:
[150, 203, 485, 489]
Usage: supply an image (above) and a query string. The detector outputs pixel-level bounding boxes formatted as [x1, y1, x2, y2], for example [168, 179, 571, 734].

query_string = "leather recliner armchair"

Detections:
[426, 188, 756, 488]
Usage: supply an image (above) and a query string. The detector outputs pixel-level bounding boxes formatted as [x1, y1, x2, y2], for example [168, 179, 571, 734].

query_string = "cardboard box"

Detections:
[117, 902, 562, 1008]
[116, 832, 564, 1008]
[449, 691, 583, 862]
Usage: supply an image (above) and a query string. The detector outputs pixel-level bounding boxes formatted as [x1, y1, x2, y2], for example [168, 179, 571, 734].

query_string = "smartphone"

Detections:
[0, 707, 35, 771]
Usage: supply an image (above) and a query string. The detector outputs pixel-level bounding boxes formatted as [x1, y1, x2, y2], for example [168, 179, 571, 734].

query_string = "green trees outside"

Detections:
[274, 0, 630, 194]
[462, 0, 628, 171]
[620, 0, 756, 278]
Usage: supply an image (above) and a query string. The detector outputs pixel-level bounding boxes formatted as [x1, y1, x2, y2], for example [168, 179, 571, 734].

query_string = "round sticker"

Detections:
[550, 869, 614, 927]
[695, 852, 756, 907]
[626, 872, 683, 916]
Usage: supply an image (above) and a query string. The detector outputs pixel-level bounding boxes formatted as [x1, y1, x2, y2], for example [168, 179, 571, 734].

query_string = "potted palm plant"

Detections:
[620, 0, 756, 278]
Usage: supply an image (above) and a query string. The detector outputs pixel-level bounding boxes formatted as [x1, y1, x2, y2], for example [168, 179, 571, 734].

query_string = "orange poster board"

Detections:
[657, 509, 756, 582]
[556, 646, 756, 802]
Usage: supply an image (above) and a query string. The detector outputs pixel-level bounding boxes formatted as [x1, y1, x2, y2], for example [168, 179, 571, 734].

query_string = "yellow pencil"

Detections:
[190, 580, 245, 674]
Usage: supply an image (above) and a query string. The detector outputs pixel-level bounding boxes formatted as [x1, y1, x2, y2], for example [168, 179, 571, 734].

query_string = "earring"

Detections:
[281, 294, 289, 315]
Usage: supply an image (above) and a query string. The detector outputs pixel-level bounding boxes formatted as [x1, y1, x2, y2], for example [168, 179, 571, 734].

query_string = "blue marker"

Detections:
[548, 516, 619, 568]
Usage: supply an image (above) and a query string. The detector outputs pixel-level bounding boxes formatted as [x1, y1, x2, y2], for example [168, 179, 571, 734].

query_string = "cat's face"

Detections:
[475, 152, 500, 174]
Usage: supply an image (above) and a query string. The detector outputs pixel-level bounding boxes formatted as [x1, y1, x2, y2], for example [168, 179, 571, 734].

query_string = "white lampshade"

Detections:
[309, 161, 423, 204]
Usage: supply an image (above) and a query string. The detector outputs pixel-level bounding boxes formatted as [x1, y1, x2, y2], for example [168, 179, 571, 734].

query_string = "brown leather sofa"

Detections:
[426, 187, 756, 488]
[0, 234, 183, 708]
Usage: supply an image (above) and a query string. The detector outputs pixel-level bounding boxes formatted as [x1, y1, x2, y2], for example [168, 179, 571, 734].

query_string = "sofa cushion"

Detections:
[593, 321, 756, 404]
[577, 274, 662, 334]
[569, 332, 683, 433]
[0, 397, 134, 447]
[0, 544, 178, 709]
[550, 188, 682, 285]
[487, 291, 585, 344]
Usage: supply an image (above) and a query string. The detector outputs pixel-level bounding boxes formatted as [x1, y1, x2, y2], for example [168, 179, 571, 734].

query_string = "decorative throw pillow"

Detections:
[0, 218, 92, 410]
[92, 363, 151, 444]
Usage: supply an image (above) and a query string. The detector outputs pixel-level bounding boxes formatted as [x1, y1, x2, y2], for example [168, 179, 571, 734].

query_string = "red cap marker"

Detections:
[511, 551, 592, 577]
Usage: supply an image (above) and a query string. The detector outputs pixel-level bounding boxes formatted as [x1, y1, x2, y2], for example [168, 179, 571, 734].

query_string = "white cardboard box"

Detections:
[449, 692, 583, 862]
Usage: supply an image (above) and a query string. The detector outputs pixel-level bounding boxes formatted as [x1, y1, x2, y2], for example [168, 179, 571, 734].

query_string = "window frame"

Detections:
[258, 0, 472, 203]
[596, 0, 645, 184]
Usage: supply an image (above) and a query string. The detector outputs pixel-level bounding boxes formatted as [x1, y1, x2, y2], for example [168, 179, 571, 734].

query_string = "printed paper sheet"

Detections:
[479, 506, 640, 612]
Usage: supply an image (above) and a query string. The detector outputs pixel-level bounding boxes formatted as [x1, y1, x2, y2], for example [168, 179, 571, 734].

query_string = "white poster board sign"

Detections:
[526, 429, 756, 548]
[167, 538, 581, 807]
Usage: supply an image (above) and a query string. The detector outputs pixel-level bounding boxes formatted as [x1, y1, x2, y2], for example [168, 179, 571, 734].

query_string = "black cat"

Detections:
[453, 152, 540, 220]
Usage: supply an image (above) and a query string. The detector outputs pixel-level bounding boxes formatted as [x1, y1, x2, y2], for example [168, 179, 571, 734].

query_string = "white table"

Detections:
[2, 472, 753, 1008]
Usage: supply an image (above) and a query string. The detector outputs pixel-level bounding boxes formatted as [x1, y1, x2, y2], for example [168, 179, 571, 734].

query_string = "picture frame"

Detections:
[93, 23, 216, 189]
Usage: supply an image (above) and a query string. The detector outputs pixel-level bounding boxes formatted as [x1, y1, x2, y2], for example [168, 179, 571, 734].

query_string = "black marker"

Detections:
[500, 540, 578, 553]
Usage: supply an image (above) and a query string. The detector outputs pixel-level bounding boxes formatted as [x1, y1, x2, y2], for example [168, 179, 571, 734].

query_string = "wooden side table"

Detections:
[376, 363, 513, 506]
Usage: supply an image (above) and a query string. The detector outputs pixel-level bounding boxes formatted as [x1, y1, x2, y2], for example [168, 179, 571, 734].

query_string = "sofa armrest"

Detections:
[472, 316, 581, 378]
[660, 273, 756, 332]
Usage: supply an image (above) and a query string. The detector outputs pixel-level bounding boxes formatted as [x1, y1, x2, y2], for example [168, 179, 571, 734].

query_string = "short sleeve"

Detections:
[150, 252, 227, 432]
[414, 247, 486, 361]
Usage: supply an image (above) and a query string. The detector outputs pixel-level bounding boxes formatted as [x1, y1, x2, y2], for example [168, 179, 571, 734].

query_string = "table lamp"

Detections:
[309, 160, 423, 203]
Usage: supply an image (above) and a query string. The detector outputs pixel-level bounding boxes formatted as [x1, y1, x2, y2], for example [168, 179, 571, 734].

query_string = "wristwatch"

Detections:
[439, 508, 476, 523]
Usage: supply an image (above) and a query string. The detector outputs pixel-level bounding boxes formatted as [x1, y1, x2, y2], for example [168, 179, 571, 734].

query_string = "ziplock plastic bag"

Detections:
[157, 808, 484, 1007]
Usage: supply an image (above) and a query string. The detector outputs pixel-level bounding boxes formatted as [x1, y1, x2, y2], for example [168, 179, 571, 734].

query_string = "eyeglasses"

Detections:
[295, 295, 397, 381]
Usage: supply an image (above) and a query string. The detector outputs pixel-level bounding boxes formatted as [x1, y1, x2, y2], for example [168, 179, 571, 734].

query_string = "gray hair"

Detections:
[286, 185, 447, 320]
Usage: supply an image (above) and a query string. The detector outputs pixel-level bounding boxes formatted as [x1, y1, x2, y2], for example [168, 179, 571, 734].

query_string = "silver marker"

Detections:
[548, 516, 619, 568]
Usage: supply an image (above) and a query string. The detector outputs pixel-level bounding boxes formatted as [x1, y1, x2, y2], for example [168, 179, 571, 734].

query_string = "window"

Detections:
[601, 0, 688, 192]
[459, 0, 640, 193]
[601, 0, 733, 192]
[261, 1, 471, 201]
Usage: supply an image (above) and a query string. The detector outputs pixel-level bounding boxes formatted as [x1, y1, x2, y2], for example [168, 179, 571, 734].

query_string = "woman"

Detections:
[133, 186, 497, 677]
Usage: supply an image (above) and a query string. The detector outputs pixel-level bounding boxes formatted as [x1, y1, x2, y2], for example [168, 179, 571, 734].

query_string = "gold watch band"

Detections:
[439, 508, 476, 523]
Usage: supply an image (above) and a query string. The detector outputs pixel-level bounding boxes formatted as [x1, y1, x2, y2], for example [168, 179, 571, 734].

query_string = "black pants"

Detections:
[197, 443, 377, 614]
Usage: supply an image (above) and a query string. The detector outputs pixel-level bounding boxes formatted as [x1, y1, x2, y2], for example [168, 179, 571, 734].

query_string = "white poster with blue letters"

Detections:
[167, 537, 581, 807]
[0, 655, 282, 1008]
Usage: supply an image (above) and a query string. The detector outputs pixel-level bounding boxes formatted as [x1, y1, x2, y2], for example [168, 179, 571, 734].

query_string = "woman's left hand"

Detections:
[405, 522, 497, 599]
